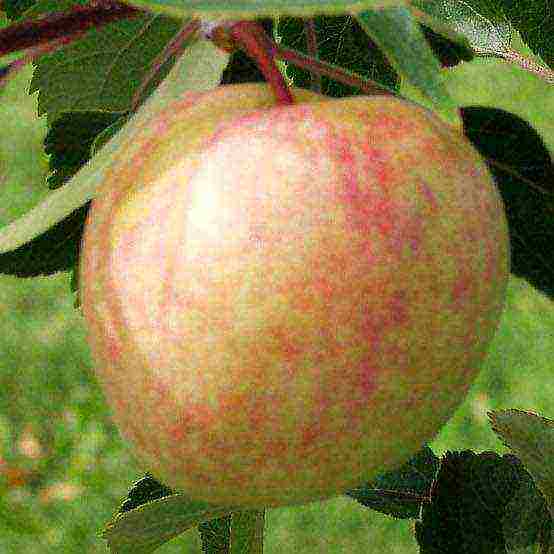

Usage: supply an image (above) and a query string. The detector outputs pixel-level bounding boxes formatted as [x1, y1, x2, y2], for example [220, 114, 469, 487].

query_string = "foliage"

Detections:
[0, 1, 552, 552]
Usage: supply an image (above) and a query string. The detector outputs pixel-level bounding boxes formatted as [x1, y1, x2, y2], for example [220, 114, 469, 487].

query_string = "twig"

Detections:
[304, 19, 321, 93]
[274, 45, 393, 96]
[131, 19, 201, 111]
[0, 0, 140, 58]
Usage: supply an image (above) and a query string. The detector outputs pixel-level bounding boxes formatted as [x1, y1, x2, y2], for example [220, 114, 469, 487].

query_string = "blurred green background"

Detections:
[1, 29, 553, 554]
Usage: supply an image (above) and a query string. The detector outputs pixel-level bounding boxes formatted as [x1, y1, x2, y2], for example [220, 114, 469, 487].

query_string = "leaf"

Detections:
[413, 0, 512, 55]
[104, 494, 236, 554]
[0, 38, 229, 255]
[0, 112, 133, 277]
[357, 5, 459, 124]
[415, 450, 552, 553]
[90, 115, 132, 158]
[117, 473, 176, 515]
[346, 445, 440, 520]
[27, 0, 181, 121]
[463, 106, 554, 300]
[2, 0, 36, 20]
[501, 0, 553, 68]
[199, 515, 231, 553]
[45, 111, 127, 190]
[419, 24, 474, 68]
[443, 55, 554, 152]
[230, 511, 265, 554]
[198, 510, 265, 554]
[503, 464, 553, 553]
[438, 56, 554, 299]
[0, 203, 88, 277]
[489, 410, 554, 521]
[123, 0, 404, 20]
[276, 14, 398, 98]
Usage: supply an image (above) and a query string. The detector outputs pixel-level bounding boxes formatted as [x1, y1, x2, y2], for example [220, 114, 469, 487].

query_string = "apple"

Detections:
[80, 82, 509, 508]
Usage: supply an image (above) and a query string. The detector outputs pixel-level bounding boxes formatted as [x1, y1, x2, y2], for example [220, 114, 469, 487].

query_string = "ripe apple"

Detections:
[80, 82, 509, 508]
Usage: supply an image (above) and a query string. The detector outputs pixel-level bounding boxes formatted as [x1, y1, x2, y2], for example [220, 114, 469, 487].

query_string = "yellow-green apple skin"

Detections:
[80, 83, 509, 508]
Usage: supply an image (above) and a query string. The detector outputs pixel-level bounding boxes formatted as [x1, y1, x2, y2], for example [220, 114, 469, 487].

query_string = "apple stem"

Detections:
[212, 18, 392, 101]
[228, 21, 294, 105]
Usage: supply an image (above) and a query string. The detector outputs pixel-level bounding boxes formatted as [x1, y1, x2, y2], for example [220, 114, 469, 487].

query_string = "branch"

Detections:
[0, 0, 141, 58]
[275, 45, 393, 96]
[131, 19, 202, 111]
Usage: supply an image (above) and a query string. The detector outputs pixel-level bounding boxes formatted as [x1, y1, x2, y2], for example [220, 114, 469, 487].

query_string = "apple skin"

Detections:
[80, 82, 509, 508]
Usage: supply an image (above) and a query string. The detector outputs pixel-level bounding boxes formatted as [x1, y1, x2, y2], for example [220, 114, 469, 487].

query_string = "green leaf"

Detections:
[276, 14, 398, 98]
[489, 409, 554, 521]
[501, 0, 553, 68]
[104, 494, 236, 553]
[198, 515, 231, 553]
[347, 446, 440, 520]
[27, 0, 182, 121]
[45, 111, 126, 190]
[90, 116, 132, 158]
[123, 0, 404, 20]
[0, 39, 229, 254]
[230, 511, 265, 554]
[415, 450, 552, 552]
[197, 511, 266, 554]
[443, 55, 554, 152]
[2, 0, 37, 20]
[413, 0, 512, 55]
[357, 5, 458, 123]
